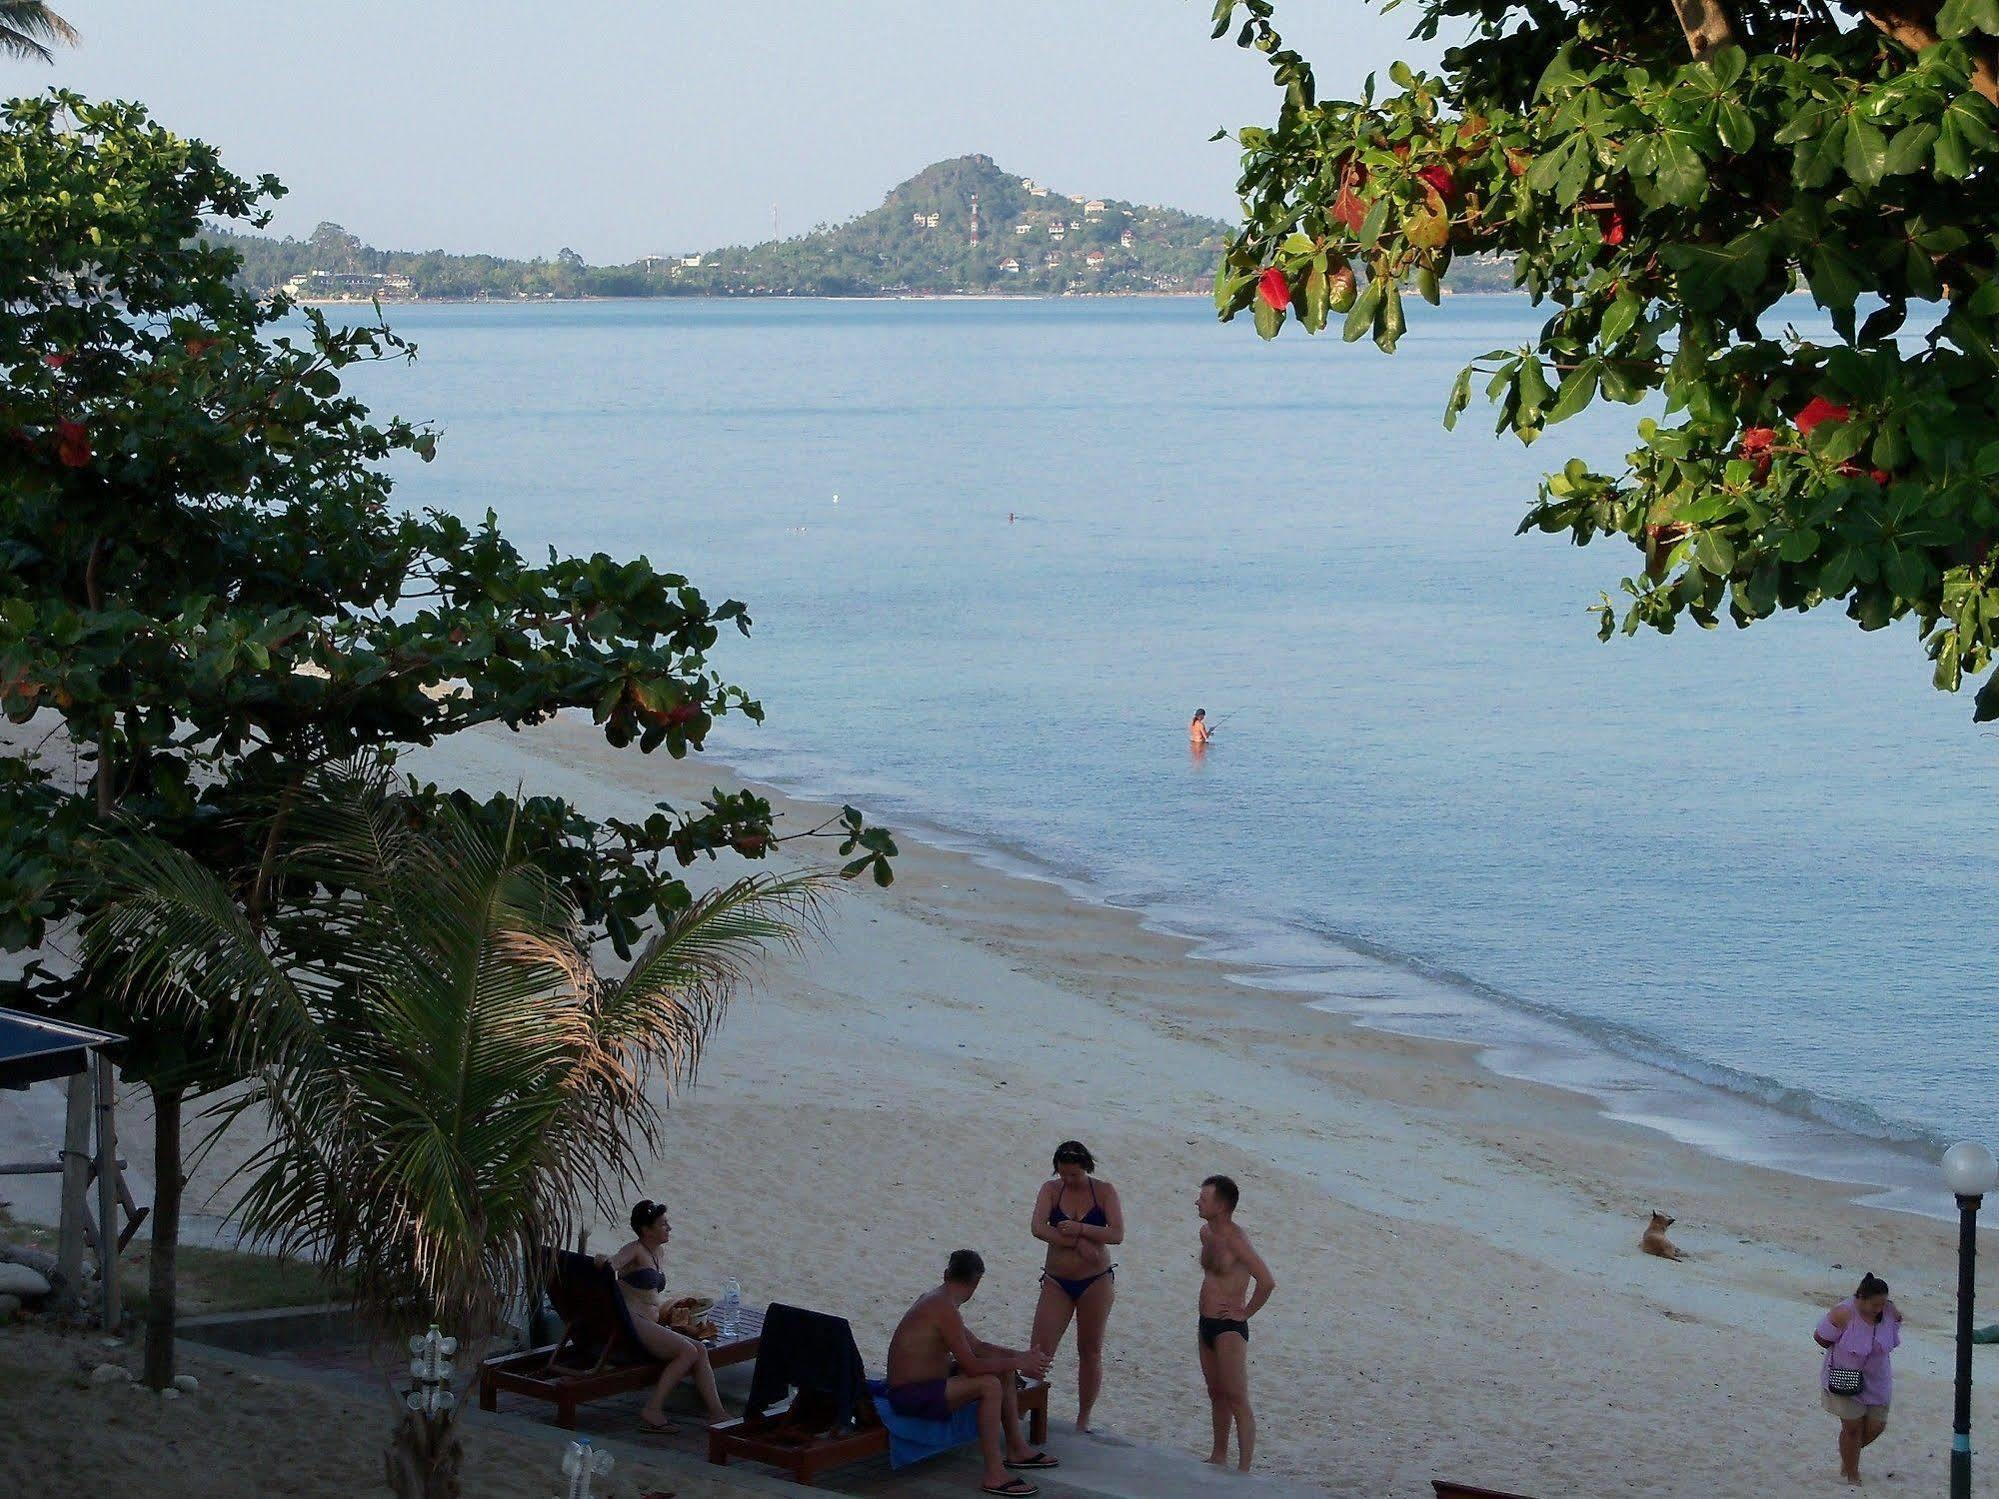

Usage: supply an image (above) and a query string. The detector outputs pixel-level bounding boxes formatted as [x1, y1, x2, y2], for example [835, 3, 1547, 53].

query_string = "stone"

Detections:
[158, 1387, 180, 1401]
[90, 1363, 131, 1385]
[171, 1374, 199, 1393]
[0, 1262, 51, 1298]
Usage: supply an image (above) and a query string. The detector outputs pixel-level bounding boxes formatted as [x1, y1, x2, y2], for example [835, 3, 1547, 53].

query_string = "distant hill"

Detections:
[206, 154, 1518, 300]
[684, 154, 1224, 295]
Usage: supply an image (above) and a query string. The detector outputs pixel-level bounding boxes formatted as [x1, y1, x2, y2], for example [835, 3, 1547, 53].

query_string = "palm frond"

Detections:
[0, 2, 76, 62]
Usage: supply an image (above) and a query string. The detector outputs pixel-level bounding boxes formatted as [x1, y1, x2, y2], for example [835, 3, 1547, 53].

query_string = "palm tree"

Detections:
[82, 762, 826, 1499]
[0, 2, 76, 62]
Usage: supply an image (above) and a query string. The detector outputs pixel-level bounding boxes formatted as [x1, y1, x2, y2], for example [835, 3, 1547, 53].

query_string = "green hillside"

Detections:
[205, 155, 1516, 300]
[684, 154, 1225, 295]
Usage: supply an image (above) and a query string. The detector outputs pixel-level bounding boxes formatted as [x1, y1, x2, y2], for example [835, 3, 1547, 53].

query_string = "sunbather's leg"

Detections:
[945, 1372, 1009, 1489]
[965, 1349, 1041, 1464]
[1198, 1336, 1230, 1465]
[633, 1321, 728, 1425]
[1071, 1271, 1114, 1431]
[1210, 1330, 1253, 1471]
[1028, 1276, 1075, 1368]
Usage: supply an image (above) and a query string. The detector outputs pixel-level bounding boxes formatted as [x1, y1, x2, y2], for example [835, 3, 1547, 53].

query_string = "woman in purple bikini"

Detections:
[1027, 1141, 1124, 1431]
[1814, 1272, 1899, 1486]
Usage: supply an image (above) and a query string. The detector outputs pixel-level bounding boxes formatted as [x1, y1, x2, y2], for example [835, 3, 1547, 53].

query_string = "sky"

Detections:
[24, 1, 1444, 263]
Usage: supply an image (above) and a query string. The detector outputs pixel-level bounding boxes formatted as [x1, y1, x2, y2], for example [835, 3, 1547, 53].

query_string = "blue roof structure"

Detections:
[0, 1007, 124, 1089]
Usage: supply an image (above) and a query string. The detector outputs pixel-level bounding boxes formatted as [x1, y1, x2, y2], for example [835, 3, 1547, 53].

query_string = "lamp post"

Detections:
[1942, 1141, 1999, 1499]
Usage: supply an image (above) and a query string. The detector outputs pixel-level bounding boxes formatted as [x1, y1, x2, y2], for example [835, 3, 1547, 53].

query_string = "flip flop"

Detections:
[1004, 1452, 1061, 1469]
[637, 1412, 675, 1433]
[982, 1482, 1039, 1497]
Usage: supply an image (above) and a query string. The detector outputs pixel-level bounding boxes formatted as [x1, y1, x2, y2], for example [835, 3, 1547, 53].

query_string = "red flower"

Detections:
[1738, 425, 1776, 481]
[42, 352, 68, 369]
[1258, 266, 1291, 311]
[1417, 164, 1456, 199]
[54, 420, 90, 468]
[1597, 206, 1628, 247]
[1795, 396, 1850, 436]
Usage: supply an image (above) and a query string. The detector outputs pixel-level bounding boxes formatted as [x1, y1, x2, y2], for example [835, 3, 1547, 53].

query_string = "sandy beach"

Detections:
[6, 710, 1996, 1496]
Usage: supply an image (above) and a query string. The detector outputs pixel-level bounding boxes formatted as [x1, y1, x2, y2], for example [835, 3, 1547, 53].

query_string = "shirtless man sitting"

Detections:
[885, 1249, 1057, 1497]
[1196, 1174, 1276, 1472]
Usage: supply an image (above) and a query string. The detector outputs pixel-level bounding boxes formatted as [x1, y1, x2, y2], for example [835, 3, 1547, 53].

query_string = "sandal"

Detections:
[1004, 1452, 1060, 1469]
[637, 1412, 675, 1433]
[982, 1483, 1039, 1497]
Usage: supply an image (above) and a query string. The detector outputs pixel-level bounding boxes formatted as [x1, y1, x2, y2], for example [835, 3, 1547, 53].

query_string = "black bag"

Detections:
[1827, 1365, 1864, 1398]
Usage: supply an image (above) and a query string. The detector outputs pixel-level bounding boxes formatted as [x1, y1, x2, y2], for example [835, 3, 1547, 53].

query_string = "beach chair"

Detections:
[1433, 1483, 1537, 1499]
[478, 1249, 763, 1429]
[707, 1303, 1048, 1487]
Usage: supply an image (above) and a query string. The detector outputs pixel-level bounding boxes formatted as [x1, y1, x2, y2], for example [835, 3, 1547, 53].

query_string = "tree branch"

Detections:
[1671, 0, 1737, 59]
[1864, 3, 1999, 104]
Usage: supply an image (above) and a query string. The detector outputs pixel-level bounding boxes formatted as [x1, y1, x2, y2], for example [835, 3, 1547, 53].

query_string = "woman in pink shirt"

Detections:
[1814, 1272, 1899, 1485]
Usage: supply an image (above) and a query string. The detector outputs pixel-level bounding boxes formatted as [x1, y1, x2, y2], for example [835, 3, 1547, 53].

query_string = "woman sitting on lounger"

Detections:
[604, 1198, 730, 1431]
[1027, 1141, 1123, 1431]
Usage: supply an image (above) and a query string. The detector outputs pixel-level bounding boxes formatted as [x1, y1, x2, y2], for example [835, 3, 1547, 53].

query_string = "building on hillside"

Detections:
[283, 270, 415, 300]
[1119, 229, 1136, 249]
[1045, 251, 1065, 267]
[969, 193, 981, 245]
[680, 254, 703, 267]
[1085, 249, 1107, 266]
[1084, 199, 1106, 217]
[924, 212, 940, 228]
[912, 211, 927, 225]
[1068, 219, 1082, 230]
[1014, 222, 1031, 236]
[1000, 257, 1021, 273]
[1048, 223, 1065, 240]
[1022, 178, 1040, 193]
[1029, 184, 1049, 197]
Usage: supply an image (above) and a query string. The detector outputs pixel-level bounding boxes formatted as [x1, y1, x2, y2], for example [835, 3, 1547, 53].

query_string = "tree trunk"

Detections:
[385, 1407, 463, 1499]
[141, 1082, 183, 1390]
[1864, 4, 1999, 105]
[1669, 0, 1735, 60]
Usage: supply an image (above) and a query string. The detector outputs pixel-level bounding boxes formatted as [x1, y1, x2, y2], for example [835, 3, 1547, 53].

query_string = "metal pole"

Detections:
[55, 1071, 91, 1304]
[94, 1052, 120, 1330]
[1953, 1192, 1980, 1499]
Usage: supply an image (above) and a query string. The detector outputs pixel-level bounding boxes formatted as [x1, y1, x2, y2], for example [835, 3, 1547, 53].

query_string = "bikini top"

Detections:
[620, 1250, 667, 1293]
[1048, 1177, 1109, 1229]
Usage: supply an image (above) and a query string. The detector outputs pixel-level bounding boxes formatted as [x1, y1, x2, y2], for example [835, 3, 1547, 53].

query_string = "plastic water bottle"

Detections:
[719, 1278, 742, 1338]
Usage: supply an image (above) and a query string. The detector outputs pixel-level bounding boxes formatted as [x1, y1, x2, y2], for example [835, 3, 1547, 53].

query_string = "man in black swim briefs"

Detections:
[1196, 1174, 1276, 1472]
[884, 1250, 1056, 1497]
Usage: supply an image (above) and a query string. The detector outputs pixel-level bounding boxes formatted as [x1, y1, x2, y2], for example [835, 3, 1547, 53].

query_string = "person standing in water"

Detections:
[1189, 708, 1212, 748]
[1195, 1174, 1274, 1472]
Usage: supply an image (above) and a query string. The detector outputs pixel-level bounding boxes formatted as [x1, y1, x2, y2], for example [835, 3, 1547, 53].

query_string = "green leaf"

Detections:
[1443, 365, 1473, 431]
[1716, 98, 1756, 154]
[1884, 123, 1938, 176]
[1601, 289, 1642, 345]
[1253, 294, 1284, 340]
[1842, 116, 1889, 187]
[1693, 530, 1737, 575]
[1516, 356, 1553, 415]
[1357, 194, 1391, 247]
[1374, 280, 1405, 352]
[1652, 132, 1708, 205]
[1546, 359, 1600, 426]
[1342, 276, 1382, 342]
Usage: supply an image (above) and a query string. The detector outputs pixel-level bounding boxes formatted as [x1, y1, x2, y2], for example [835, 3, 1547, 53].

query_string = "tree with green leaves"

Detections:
[0, 92, 894, 1386]
[0, 2, 74, 63]
[81, 765, 822, 1499]
[1212, 1, 1999, 718]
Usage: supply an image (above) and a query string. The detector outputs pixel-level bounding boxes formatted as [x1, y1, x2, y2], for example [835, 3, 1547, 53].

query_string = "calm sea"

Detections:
[342, 296, 1997, 1208]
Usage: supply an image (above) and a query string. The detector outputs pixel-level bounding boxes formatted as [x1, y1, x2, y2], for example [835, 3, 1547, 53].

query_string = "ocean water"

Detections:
[339, 296, 1997, 1208]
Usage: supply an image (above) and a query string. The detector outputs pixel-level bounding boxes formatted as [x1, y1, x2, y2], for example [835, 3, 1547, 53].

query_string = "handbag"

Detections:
[1827, 1365, 1864, 1398]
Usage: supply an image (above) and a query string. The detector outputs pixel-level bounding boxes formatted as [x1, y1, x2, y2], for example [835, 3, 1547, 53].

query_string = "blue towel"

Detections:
[864, 1378, 981, 1469]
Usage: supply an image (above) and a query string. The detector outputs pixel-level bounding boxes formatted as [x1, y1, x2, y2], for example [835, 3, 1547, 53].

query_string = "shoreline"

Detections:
[696, 723, 1955, 1225]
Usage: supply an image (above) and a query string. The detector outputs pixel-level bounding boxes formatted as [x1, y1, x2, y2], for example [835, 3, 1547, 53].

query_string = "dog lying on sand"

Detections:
[1640, 1210, 1686, 1260]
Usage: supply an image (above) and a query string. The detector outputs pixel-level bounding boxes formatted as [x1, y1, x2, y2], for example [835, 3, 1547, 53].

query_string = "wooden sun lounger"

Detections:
[1433, 1483, 1536, 1499]
[708, 1377, 1050, 1487]
[478, 1249, 762, 1429]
